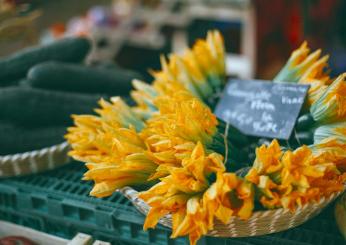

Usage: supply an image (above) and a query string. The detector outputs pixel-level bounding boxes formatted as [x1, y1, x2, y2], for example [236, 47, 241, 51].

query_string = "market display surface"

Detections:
[65, 31, 346, 245]
[0, 162, 344, 245]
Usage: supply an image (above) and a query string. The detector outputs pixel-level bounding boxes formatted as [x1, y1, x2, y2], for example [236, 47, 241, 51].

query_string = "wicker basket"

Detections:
[120, 186, 343, 237]
[0, 142, 70, 178]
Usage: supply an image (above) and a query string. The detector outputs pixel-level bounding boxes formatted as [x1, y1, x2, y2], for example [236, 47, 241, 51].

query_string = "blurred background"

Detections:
[1, 0, 345, 81]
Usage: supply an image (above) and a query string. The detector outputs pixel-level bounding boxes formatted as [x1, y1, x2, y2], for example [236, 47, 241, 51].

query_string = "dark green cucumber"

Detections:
[92, 60, 121, 70]
[0, 122, 66, 155]
[294, 131, 314, 145]
[0, 87, 103, 126]
[285, 130, 314, 148]
[0, 37, 91, 85]
[26, 61, 142, 95]
[296, 113, 315, 131]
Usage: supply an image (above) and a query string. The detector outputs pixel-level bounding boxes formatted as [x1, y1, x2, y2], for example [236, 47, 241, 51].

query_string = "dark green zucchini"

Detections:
[0, 37, 91, 85]
[0, 122, 66, 155]
[296, 113, 315, 131]
[26, 61, 142, 95]
[285, 130, 314, 148]
[294, 131, 314, 145]
[92, 60, 121, 70]
[0, 87, 103, 126]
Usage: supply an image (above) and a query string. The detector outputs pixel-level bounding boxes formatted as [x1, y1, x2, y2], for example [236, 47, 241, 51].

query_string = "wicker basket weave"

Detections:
[0, 142, 70, 178]
[120, 186, 343, 237]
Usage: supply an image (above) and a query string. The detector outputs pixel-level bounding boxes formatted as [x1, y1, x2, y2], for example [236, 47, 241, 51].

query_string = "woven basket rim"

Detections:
[120, 186, 342, 218]
[119, 186, 344, 237]
[0, 141, 70, 177]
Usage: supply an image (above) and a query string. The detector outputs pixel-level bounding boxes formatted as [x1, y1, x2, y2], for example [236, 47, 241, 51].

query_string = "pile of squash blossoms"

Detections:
[66, 31, 346, 245]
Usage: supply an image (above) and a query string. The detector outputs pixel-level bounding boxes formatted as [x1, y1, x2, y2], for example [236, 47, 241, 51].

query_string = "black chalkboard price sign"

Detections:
[214, 80, 309, 140]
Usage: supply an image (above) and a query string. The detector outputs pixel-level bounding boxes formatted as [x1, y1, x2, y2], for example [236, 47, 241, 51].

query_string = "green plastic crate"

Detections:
[0, 162, 344, 245]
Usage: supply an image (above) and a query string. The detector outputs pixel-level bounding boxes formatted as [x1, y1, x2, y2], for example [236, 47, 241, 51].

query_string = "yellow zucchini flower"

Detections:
[298, 54, 330, 107]
[157, 54, 203, 99]
[171, 196, 207, 245]
[192, 30, 226, 90]
[83, 152, 157, 198]
[66, 97, 146, 163]
[246, 139, 283, 184]
[140, 142, 254, 245]
[274, 41, 331, 110]
[204, 172, 254, 223]
[299, 54, 330, 85]
[96, 97, 145, 131]
[133, 30, 226, 115]
[138, 92, 220, 173]
[152, 95, 217, 144]
[288, 146, 342, 207]
[246, 140, 345, 211]
[274, 42, 323, 83]
[310, 137, 346, 172]
[278, 145, 339, 210]
[139, 142, 226, 245]
[130, 79, 158, 120]
[305, 81, 328, 108]
[66, 116, 145, 163]
[170, 173, 254, 245]
[310, 73, 346, 123]
[180, 50, 214, 98]
[131, 77, 189, 120]
[66, 97, 160, 197]
[314, 122, 346, 144]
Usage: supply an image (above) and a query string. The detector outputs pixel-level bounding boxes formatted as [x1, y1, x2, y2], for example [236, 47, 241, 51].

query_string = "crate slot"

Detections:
[79, 207, 96, 223]
[0, 192, 15, 207]
[62, 204, 80, 219]
[32, 196, 48, 212]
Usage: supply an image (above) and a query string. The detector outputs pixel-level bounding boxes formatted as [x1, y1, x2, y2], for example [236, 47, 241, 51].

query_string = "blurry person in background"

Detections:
[256, 0, 345, 79]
